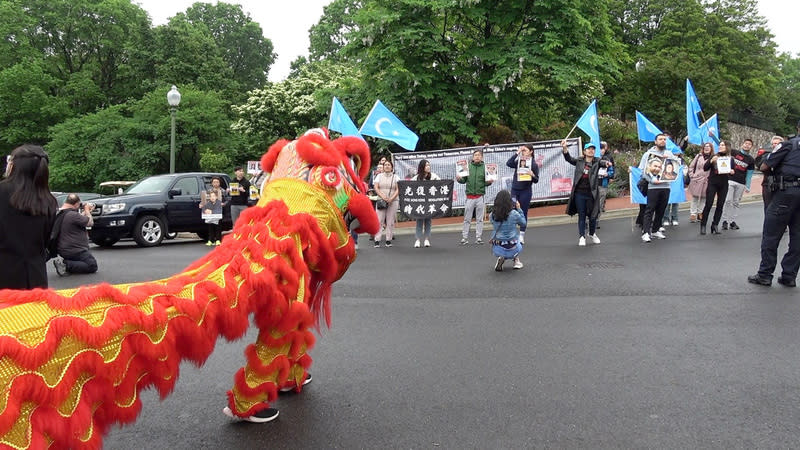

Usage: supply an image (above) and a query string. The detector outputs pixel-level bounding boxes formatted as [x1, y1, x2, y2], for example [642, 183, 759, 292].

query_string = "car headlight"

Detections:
[103, 203, 126, 214]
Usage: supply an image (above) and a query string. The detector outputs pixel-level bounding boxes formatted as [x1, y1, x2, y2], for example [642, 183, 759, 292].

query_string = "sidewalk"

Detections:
[395, 175, 765, 235]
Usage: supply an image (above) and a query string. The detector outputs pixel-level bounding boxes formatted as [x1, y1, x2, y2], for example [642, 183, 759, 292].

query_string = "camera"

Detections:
[80, 202, 96, 211]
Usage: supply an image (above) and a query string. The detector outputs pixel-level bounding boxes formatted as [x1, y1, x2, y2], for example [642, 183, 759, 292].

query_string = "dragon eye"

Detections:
[320, 167, 340, 187]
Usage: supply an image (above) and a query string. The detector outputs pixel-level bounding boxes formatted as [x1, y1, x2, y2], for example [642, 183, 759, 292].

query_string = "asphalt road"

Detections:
[47, 203, 800, 449]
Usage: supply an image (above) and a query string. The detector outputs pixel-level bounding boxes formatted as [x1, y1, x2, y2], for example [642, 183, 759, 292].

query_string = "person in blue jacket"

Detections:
[489, 190, 527, 272]
[505, 144, 539, 244]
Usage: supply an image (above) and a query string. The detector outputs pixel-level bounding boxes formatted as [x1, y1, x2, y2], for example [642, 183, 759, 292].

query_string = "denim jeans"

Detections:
[574, 192, 596, 237]
[415, 218, 432, 240]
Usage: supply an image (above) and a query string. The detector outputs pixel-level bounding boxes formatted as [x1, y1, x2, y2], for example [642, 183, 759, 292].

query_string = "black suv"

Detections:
[88, 173, 233, 247]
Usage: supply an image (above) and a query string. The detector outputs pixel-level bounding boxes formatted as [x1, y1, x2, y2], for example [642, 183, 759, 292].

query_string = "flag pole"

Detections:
[563, 121, 580, 141]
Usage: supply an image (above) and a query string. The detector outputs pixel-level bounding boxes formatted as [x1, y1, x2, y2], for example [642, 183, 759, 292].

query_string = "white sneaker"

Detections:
[578, 236, 586, 246]
[672, 220, 679, 226]
[590, 234, 601, 244]
[423, 239, 430, 247]
[658, 226, 666, 232]
[662, 220, 669, 227]
[652, 231, 666, 239]
[223, 406, 279, 423]
[414, 239, 421, 248]
[641, 233, 651, 243]
[513, 258, 523, 269]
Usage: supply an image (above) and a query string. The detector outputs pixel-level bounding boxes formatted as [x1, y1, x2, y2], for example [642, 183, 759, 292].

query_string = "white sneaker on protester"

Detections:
[414, 239, 420, 248]
[494, 257, 505, 272]
[423, 239, 430, 247]
[590, 234, 601, 244]
[658, 226, 665, 232]
[672, 220, 679, 226]
[513, 258, 523, 269]
[641, 233, 651, 243]
[578, 236, 586, 246]
[223, 406, 279, 423]
[652, 231, 666, 239]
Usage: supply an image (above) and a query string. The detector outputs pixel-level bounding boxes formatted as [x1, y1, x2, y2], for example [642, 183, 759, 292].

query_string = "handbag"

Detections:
[636, 177, 649, 196]
[376, 199, 388, 210]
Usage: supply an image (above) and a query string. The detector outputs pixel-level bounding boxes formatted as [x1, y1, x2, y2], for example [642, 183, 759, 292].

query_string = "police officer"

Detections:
[748, 120, 800, 287]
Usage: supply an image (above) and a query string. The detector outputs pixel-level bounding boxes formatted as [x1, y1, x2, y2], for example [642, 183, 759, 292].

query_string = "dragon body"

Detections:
[0, 133, 378, 449]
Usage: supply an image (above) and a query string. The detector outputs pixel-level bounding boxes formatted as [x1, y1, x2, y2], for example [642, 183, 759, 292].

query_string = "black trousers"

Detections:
[758, 187, 800, 280]
[642, 189, 669, 234]
[208, 223, 222, 242]
[63, 249, 98, 274]
[701, 177, 729, 227]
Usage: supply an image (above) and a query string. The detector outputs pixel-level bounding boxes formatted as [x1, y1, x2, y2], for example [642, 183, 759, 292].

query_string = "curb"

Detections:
[392, 194, 764, 236]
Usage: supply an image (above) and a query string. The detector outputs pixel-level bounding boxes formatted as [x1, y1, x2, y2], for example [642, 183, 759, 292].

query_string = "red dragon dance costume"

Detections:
[0, 132, 378, 449]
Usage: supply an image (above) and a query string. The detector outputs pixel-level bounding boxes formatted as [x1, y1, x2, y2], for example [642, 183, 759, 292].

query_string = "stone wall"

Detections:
[725, 122, 776, 150]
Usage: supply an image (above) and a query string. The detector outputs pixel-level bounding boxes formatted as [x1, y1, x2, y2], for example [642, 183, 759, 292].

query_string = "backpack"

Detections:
[46, 209, 68, 260]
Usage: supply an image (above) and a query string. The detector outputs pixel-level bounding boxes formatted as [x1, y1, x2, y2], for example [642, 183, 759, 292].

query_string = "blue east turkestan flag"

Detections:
[328, 97, 362, 138]
[575, 100, 601, 156]
[700, 114, 720, 151]
[359, 100, 419, 151]
[686, 79, 705, 145]
[635, 111, 682, 154]
[630, 166, 687, 205]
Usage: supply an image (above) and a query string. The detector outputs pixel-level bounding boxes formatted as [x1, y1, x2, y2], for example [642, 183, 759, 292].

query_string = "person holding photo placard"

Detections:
[700, 140, 733, 235]
[506, 144, 539, 244]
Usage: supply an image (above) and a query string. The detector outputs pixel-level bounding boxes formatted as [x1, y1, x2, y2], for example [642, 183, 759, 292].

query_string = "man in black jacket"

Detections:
[229, 166, 252, 225]
[52, 194, 98, 276]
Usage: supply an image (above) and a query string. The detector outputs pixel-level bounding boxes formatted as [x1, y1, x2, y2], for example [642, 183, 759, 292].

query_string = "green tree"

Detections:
[182, 2, 276, 92]
[308, 0, 362, 62]
[338, 0, 624, 149]
[151, 17, 235, 93]
[232, 62, 361, 147]
[0, 60, 69, 151]
[607, 0, 781, 134]
[47, 86, 247, 190]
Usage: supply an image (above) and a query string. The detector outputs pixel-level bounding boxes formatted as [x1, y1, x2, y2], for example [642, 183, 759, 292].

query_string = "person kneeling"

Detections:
[490, 190, 526, 272]
[53, 194, 98, 276]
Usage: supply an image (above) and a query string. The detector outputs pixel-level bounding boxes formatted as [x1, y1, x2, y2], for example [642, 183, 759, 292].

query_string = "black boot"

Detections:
[711, 224, 721, 234]
[700, 225, 707, 235]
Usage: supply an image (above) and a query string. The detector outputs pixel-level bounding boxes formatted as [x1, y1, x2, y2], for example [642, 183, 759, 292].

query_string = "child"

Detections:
[202, 191, 223, 246]
[489, 190, 527, 271]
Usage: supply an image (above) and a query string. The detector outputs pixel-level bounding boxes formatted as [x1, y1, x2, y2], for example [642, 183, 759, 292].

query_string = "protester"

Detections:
[748, 120, 800, 287]
[687, 142, 714, 223]
[413, 159, 440, 248]
[596, 141, 615, 228]
[640, 158, 669, 242]
[51, 194, 98, 276]
[700, 140, 733, 235]
[457, 147, 494, 245]
[0, 145, 58, 290]
[229, 166, 251, 225]
[561, 140, 601, 246]
[720, 139, 756, 230]
[489, 190, 526, 271]
[505, 144, 540, 244]
[756, 136, 784, 212]
[373, 159, 400, 247]
[637, 134, 674, 239]
[202, 190, 224, 246]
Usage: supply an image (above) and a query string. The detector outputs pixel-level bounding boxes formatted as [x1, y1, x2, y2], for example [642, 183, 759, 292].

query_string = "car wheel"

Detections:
[165, 231, 178, 240]
[91, 236, 119, 247]
[133, 215, 165, 247]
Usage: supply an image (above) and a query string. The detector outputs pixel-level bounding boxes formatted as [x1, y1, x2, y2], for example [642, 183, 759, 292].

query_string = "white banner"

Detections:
[391, 139, 580, 208]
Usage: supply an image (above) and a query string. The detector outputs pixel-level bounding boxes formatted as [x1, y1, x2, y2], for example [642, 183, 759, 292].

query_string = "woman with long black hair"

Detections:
[413, 159, 440, 248]
[489, 190, 526, 271]
[700, 140, 733, 235]
[0, 144, 58, 289]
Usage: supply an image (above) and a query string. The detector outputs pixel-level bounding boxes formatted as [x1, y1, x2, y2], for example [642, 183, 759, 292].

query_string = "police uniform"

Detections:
[750, 135, 800, 286]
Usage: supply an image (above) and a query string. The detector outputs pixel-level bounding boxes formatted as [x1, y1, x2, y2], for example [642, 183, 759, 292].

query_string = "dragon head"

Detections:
[256, 129, 379, 254]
